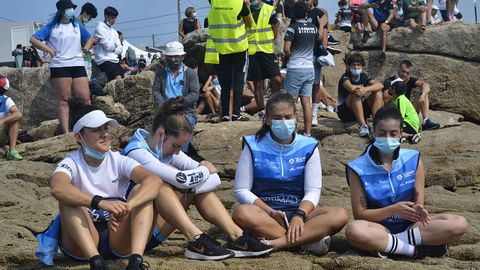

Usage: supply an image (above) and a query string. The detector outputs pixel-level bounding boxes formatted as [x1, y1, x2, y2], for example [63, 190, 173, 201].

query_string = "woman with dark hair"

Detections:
[232, 92, 349, 255]
[122, 97, 273, 260]
[345, 106, 468, 258]
[179, 7, 201, 38]
[31, 0, 95, 133]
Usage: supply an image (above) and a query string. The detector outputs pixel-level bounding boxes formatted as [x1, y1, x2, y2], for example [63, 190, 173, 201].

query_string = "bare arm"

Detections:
[415, 80, 430, 95]
[179, 20, 185, 38]
[365, 79, 385, 93]
[51, 172, 94, 207]
[284, 40, 291, 57]
[243, 14, 253, 28]
[30, 36, 55, 56]
[0, 106, 22, 126]
[127, 166, 162, 209]
[83, 37, 96, 51]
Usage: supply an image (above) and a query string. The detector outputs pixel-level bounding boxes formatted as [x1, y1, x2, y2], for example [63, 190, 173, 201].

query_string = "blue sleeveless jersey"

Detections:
[347, 145, 420, 233]
[243, 132, 318, 211]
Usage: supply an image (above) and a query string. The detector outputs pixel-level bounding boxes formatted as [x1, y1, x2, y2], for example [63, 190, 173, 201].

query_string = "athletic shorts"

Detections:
[98, 61, 123, 81]
[247, 52, 280, 81]
[50, 66, 87, 79]
[337, 101, 372, 122]
[403, 122, 418, 135]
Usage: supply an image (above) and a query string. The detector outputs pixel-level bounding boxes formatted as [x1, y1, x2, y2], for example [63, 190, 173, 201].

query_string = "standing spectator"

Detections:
[12, 44, 23, 69]
[337, 0, 353, 32]
[94, 6, 124, 82]
[31, 0, 95, 133]
[204, 0, 252, 122]
[336, 53, 384, 137]
[0, 76, 23, 161]
[22, 46, 32, 67]
[284, 2, 322, 136]
[430, 4, 443, 24]
[246, 0, 281, 117]
[152, 41, 199, 152]
[403, 0, 427, 30]
[145, 53, 152, 65]
[387, 60, 440, 130]
[179, 7, 201, 39]
[138, 55, 146, 67]
[77, 2, 98, 80]
[364, 0, 395, 62]
[126, 46, 137, 67]
[30, 46, 43, 67]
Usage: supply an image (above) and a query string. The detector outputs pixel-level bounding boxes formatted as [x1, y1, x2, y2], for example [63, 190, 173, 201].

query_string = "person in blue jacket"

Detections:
[232, 91, 349, 255]
[345, 106, 468, 258]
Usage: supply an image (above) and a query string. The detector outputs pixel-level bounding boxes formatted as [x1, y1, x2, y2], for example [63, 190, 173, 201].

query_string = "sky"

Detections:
[0, 0, 477, 48]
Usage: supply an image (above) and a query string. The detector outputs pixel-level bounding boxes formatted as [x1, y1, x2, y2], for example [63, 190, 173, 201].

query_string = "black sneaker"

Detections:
[379, 52, 386, 62]
[414, 244, 448, 259]
[126, 254, 150, 270]
[221, 115, 230, 122]
[232, 114, 250, 121]
[328, 35, 341, 45]
[226, 232, 274, 258]
[185, 233, 234, 260]
[362, 32, 370, 43]
[88, 255, 110, 270]
[422, 119, 440, 130]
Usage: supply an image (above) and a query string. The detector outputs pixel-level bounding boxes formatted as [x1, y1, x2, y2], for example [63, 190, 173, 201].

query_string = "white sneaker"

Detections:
[326, 105, 334, 113]
[359, 125, 370, 137]
[318, 102, 327, 110]
[312, 115, 318, 127]
[300, 236, 330, 256]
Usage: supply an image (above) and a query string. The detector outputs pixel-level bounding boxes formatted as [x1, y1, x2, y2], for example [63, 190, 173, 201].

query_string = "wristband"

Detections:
[293, 209, 307, 221]
[90, 195, 103, 210]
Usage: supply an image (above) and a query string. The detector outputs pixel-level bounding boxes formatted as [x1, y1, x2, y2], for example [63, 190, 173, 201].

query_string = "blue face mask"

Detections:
[79, 134, 107, 160]
[64, 8, 76, 19]
[271, 119, 296, 141]
[250, 0, 260, 5]
[83, 17, 90, 24]
[350, 68, 362, 77]
[373, 137, 401, 154]
[155, 135, 174, 164]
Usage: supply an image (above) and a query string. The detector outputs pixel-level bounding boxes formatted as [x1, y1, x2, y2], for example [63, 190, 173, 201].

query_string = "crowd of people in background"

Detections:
[0, 0, 469, 269]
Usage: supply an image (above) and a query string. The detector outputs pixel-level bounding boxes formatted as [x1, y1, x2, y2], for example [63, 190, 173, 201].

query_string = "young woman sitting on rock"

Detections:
[122, 97, 273, 260]
[45, 104, 161, 270]
[232, 92, 350, 255]
[345, 106, 468, 258]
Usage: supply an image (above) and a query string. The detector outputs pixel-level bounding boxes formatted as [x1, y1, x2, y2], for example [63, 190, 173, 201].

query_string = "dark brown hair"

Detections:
[346, 53, 366, 67]
[256, 91, 296, 140]
[152, 97, 193, 137]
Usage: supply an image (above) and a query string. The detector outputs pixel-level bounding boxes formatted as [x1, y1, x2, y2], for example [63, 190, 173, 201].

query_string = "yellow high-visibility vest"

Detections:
[204, 0, 248, 64]
[247, 4, 275, 55]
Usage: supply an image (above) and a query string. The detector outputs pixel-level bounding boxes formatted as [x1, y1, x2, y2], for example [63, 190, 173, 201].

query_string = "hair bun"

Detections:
[158, 97, 186, 116]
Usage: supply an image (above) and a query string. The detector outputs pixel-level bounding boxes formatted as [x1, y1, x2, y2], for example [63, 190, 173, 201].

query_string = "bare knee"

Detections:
[329, 207, 350, 228]
[233, 205, 257, 228]
[450, 215, 468, 238]
[345, 220, 370, 244]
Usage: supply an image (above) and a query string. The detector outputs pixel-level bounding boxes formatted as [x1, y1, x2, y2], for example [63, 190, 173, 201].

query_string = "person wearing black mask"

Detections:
[152, 41, 199, 153]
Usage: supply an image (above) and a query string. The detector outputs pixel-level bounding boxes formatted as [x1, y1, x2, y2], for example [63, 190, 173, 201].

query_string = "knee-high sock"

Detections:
[384, 234, 415, 257]
[394, 227, 422, 246]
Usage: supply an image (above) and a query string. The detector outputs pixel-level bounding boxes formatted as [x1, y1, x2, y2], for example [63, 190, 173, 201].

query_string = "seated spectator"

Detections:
[363, 0, 396, 62]
[349, 0, 371, 42]
[232, 92, 349, 255]
[336, 0, 353, 32]
[152, 41, 199, 152]
[0, 76, 23, 160]
[122, 97, 273, 260]
[337, 53, 384, 137]
[430, 4, 443, 24]
[386, 60, 440, 130]
[345, 106, 468, 259]
[403, 0, 427, 31]
[383, 78, 421, 143]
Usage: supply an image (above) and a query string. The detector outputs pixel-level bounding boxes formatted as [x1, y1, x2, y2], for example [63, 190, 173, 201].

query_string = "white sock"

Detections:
[240, 106, 245, 112]
[394, 227, 422, 246]
[312, 103, 319, 115]
[384, 234, 415, 257]
[422, 118, 429, 125]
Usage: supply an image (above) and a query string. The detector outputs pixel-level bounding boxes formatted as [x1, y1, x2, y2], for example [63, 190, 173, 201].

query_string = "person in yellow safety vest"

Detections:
[205, 0, 253, 122]
[246, 0, 282, 118]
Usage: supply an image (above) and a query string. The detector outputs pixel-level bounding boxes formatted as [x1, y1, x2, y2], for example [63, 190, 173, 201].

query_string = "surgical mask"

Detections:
[167, 58, 183, 69]
[350, 68, 362, 76]
[106, 20, 115, 26]
[79, 134, 107, 160]
[192, 12, 197, 17]
[250, 0, 260, 5]
[373, 137, 401, 154]
[212, 78, 220, 86]
[155, 135, 174, 164]
[83, 17, 90, 24]
[271, 119, 296, 141]
[64, 8, 76, 19]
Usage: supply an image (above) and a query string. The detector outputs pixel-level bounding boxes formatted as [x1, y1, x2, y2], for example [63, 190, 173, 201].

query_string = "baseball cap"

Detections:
[73, 110, 118, 133]
[0, 76, 10, 91]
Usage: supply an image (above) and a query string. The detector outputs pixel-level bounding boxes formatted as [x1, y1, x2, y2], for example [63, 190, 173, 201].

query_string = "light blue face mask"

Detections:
[373, 137, 401, 154]
[350, 68, 362, 77]
[271, 119, 296, 141]
[155, 135, 174, 164]
[64, 8, 76, 19]
[79, 134, 107, 160]
[250, 0, 260, 6]
[83, 17, 90, 24]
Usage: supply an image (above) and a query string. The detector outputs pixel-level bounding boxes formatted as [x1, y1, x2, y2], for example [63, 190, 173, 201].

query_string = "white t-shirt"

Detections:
[0, 96, 15, 120]
[127, 149, 221, 194]
[54, 150, 140, 198]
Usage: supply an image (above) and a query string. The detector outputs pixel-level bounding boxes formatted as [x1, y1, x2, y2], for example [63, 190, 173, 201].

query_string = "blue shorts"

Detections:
[382, 220, 414, 234]
[284, 68, 314, 97]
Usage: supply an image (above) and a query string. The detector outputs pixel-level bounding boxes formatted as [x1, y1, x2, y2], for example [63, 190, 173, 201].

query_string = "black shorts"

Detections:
[340, 26, 352, 32]
[337, 101, 372, 122]
[98, 61, 123, 81]
[247, 52, 280, 81]
[50, 66, 87, 79]
[241, 96, 253, 106]
[351, 9, 363, 24]
[403, 122, 418, 135]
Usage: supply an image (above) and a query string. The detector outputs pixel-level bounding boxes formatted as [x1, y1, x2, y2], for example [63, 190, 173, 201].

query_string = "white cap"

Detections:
[164, 41, 186, 56]
[73, 110, 118, 133]
[391, 78, 403, 86]
[432, 4, 439, 10]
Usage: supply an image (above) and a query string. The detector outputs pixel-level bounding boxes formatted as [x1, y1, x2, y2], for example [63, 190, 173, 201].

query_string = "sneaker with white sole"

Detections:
[359, 125, 370, 137]
[185, 234, 234, 260]
[312, 115, 318, 127]
[326, 105, 335, 113]
[300, 236, 331, 256]
[318, 102, 327, 110]
[226, 232, 274, 258]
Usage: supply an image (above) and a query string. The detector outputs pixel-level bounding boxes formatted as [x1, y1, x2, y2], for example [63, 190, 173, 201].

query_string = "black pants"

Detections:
[215, 50, 247, 118]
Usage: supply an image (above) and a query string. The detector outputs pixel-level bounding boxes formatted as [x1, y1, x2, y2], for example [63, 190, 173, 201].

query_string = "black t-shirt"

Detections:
[338, 72, 373, 105]
[251, 4, 278, 25]
[387, 75, 417, 99]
